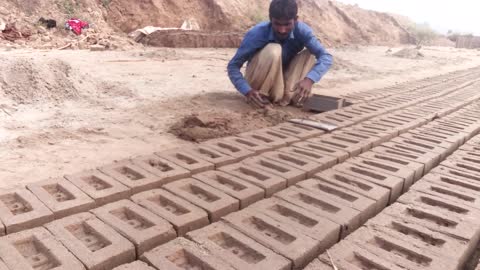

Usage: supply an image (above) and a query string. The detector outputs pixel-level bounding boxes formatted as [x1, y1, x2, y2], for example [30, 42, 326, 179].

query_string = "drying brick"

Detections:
[242, 156, 307, 186]
[65, 170, 130, 207]
[261, 150, 329, 178]
[0, 188, 53, 234]
[187, 222, 292, 270]
[372, 144, 438, 175]
[271, 122, 325, 139]
[411, 180, 480, 210]
[222, 208, 321, 269]
[141, 237, 235, 270]
[45, 212, 136, 270]
[130, 189, 209, 236]
[155, 149, 214, 174]
[359, 151, 425, 182]
[27, 177, 95, 219]
[206, 136, 270, 155]
[0, 227, 85, 270]
[274, 186, 361, 238]
[132, 154, 191, 183]
[192, 170, 264, 209]
[248, 198, 341, 248]
[100, 160, 167, 193]
[219, 163, 287, 197]
[297, 179, 377, 223]
[163, 178, 239, 222]
[112, 261, 155, 270]
[294, 141, 349, 163]
[308, 133, 372, 157]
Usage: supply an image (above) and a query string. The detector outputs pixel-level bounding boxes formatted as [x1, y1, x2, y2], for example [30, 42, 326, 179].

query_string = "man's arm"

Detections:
[301, 24, 333, 83]
[227, 29, 265, 96]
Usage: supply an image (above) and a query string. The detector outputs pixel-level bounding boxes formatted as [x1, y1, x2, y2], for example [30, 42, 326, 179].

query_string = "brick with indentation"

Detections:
[371, 116, 423, 134]
[278, 146, 338, 172]
[359, 151, 425, 182]
[441, 158, 480, 176]
[297, 179, 377, 223]
[187, 222, 292, 270]
[192, 170, 264, 209]
[45, 212, 135, 270]
[308, 113, 355, 128]
[163, 178, 239, 222]
[65, 170, 130, 207]
[206, 136, 270, 155]
[458, 144, 480, 155]
[183, 145, 240, 168]
[333, 162, 404, 203]
[99, 160, 166, 193]
[424, 170, 480, 197]
[353, 120, 400, 138]
[372, 144, 439, 175]
[411, 180, 480, 210]
[314, 169, 390, 214]
[222, 208, 321, 269]
[383, 203, 480, 241]
[131, 154, 191, 183]
[366, 211, 477, 266]
[112, 261, 155, 270]
[0, 188, 52, 234]
[450, 152, 480, 166]
[346, 157, 415, 191]
[0, 227, 85, 270]
[140, 237, 235, 270]
[27, 177, 95, 219]
[397, 190, 480, 222]
[247, 198, 341, 247]
[257, 127, 303, 144]
[131, 189, 209, 236]
[316, 240, 407, 270]
[261, 150, 326, 178]
[237, 130, 290, 149]
[308, 133, 372, 157]
[400, 133, 457, 155]
[91, 199, 176, 257]
[411, 126, 468, 147]
[303, 259, 336, 270]
[293, 141, 349, 163]
[219, 163, 287, 197]
[345, 227, 460, 270]
[242, 156, 307, 186]
[335, 129, 384, 148]
[271, 122, 325, 139]
[341, 127, 392, 146]
[432, 120, 480, 136]
[274, 186, 361, 238]
[155, 149, 214, 174]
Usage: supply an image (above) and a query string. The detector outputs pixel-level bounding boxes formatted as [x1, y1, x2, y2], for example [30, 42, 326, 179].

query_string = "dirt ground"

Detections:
[1, 45, 480, 188]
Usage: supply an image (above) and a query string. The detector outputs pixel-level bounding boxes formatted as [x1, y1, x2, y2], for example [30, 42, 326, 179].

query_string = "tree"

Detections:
[408, 23, 438, 46]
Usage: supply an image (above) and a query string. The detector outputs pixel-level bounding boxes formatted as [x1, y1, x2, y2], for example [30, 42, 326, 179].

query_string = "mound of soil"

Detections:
[393, 48, 424, 59]
[169, 108, 299, 142]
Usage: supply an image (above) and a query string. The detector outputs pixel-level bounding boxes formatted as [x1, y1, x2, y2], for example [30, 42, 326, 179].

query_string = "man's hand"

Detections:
[292, 78, 314, 106]
[246, 89, 271, 108]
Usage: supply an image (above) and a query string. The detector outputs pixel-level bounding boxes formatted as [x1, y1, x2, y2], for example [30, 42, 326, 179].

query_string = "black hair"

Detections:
[269, 0, 298, 20]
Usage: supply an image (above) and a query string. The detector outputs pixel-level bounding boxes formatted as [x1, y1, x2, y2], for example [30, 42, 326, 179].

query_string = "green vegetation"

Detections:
[408, 23, 438, 46]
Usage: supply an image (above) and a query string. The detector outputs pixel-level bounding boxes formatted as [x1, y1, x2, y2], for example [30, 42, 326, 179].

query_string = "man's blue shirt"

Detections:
[227, 21, 333, 95]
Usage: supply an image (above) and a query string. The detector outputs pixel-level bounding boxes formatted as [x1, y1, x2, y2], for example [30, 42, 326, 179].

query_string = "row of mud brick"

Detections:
[308, 135, 480, 270]
[0, 76, 479, 269]
[0, 78, 479, 236]
[342, 66, 480, 103]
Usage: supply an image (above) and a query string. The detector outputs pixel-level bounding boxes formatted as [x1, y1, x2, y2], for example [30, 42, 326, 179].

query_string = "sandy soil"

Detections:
[1, 45, 480, 188]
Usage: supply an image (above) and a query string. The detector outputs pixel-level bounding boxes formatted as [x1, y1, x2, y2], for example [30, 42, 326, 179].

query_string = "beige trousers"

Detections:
[245, 43, 316, 104]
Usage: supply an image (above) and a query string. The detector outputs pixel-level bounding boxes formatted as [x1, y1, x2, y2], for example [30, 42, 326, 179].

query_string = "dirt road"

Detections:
[1, 45, 480, 188]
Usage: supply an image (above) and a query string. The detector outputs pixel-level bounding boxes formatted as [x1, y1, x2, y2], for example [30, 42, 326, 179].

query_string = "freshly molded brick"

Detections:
[411, 180, 480, 210]
[100, 160, 167, 193]
[293, 141, 349, 163]
[131, 189, 209, 236]
[262, 150, 333, 178]
[192, 170, 264, 209]
[308, 133, 372, 157]
[187, 222, 292, 270]
[333, 162, 404, 203]
[45, 212, 136, 270]
[163, 178, 239, 222]
[274, 186, 362, 238]
[237, 130, 290, 149]
[27, 177, 95, 219]
[132, 154, 191, 183]
[278, 146, 338, 172]
[271, 122, 325, 139]
[184, 145, 240, 168]
[359, 151, 425, 182]
[242, 156, 307, 186]
[314, 169, 390, 214]
[219, 163, 287, 197]
[141, 237, 236, 270]
[372, 144, 439, 175]
[206, 136, 269, 155]
[0, 227, 85, 270]
[65, 170, 129, 207]
[91, 199, 176, 257]
[112, 261, 155, 270]
[297, 179, 377, 222]
[223, 208, 322, 269]
[0, 188, 53, 234]
[248, 198, 341, 247]
[155, 149, 214, 174]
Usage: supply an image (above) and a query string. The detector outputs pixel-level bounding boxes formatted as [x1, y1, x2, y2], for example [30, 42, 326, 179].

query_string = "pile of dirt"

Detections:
[0, 58, 79, 104]
[142, 30, 242, 48]
[392, 47, 424, 59]
[169, 108, 300, 142]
